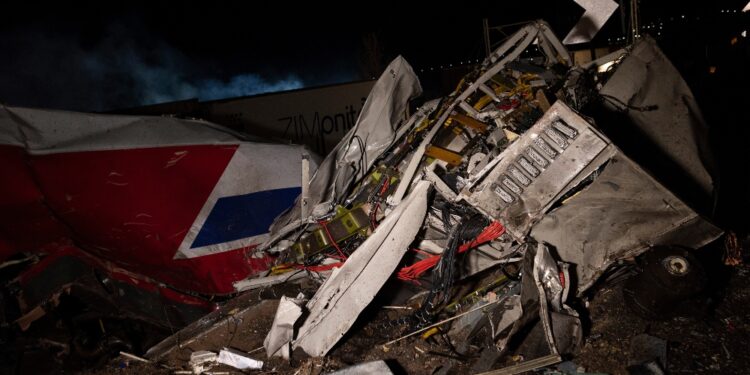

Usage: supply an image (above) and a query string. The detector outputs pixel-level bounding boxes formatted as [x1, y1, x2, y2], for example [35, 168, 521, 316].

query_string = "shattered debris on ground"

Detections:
[132, 20, 726, 373]
[2, 18, 746, 375]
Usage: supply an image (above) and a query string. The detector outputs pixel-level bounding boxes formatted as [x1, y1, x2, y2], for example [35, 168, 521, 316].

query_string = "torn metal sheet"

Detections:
[532, 243, 560, 355]
[292, 181, 431, 357]
[531, 153, 723, 294]
[461, 101, 612, 239]
[534, 243, 564, 313]
[267, 56, 422, 240]
[489, 244, 581, 359]
[264, 294, 306, 359]
[216, 348, 263, 370]
[598, 37, 715, 207]
[146, 298, 278, 361]
[232, 271, 308, 292]
[562, 0, 619, 45]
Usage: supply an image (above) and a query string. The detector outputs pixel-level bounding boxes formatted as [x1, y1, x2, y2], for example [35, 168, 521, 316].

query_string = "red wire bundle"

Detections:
[319, 219, 347, 260]
[396, 221, 505, 282]
[370, 177, 391, 229]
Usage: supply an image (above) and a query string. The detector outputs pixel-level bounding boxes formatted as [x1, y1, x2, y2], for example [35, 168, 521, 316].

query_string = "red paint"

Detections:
[2, 144, 273, 296]
[0, 146, 70, 260]
[18, 245, 214, 310]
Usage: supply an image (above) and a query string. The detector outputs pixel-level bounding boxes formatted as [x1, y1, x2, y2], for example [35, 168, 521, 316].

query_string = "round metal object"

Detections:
[623, 246, 706, 320]
[662, 255, 690, 276]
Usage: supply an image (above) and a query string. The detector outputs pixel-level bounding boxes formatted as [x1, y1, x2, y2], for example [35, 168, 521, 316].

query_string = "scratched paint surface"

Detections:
[0, 106, 304, 297]
[22, 145, 267, 294]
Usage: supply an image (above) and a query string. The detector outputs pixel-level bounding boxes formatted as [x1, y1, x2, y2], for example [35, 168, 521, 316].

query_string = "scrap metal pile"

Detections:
[155, 21, 720, 372]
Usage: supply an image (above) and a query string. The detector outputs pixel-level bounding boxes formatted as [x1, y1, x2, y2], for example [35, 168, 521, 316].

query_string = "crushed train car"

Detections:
[144, 21, 722, 373]
[1, 20, 724, 374]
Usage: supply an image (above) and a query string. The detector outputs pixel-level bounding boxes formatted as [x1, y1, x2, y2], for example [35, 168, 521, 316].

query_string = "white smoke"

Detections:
[0, 26, 307, 111]
[78, 35, 304, 108]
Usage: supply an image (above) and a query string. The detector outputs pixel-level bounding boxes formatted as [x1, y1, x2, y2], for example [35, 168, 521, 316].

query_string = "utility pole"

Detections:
[629, 0, 640, 42]
[483, 18, 491, 57]
[619, 0, 640, 44]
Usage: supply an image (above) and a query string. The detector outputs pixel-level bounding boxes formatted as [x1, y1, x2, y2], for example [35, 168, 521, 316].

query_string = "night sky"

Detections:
[0, 1, 746, 112]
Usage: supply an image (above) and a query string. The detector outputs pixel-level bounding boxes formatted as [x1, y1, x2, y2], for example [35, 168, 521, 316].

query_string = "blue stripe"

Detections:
[190, 186, 301, 248]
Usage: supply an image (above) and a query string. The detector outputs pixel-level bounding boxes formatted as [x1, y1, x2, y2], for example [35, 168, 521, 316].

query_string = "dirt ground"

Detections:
[575, 264, 750, 374]
[82, 259, 750, 375]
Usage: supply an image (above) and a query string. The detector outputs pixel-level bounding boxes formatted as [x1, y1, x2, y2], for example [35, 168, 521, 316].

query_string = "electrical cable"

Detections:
[397, 221, 505, 282]
[318, 219, 347, 260]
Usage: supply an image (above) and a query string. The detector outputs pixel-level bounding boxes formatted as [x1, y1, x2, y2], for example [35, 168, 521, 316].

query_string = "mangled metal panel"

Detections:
[462, 102, 612, 239]
[267, 56, 422, 241]
[390, 21, 570, 208]
[599, 37, 715, 206]
[292, 181, 431, 356]
[216, 348, 263, 370]
[562, 0, 619, 45]
[461, 243, 579, 373]
[460, 96, 721, 294]
[264, 294, 306, 359]
[531, 152, 723, 293]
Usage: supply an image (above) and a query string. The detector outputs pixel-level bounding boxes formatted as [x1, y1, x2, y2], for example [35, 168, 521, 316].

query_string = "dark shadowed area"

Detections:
[1, 2, 749, 375]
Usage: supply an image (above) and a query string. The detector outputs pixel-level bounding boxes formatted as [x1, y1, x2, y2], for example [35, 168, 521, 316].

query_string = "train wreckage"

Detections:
[0, 21, 724, 373]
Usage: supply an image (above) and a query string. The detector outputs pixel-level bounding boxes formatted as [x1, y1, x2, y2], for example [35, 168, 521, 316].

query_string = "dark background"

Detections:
[0, 1, 743, 112]
[0, 0, 748, 234]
